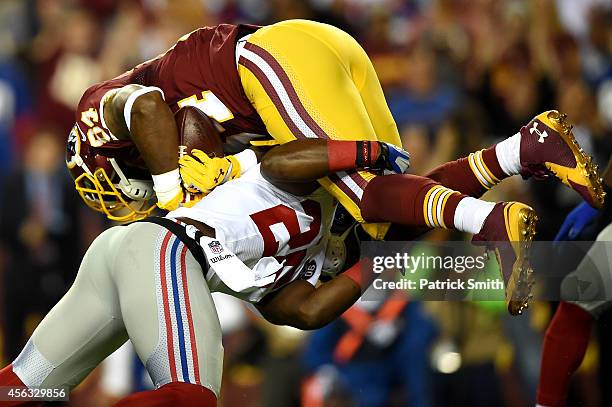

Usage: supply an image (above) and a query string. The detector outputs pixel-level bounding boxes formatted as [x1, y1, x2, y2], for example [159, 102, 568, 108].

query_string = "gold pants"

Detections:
[237, 19, 401, 240]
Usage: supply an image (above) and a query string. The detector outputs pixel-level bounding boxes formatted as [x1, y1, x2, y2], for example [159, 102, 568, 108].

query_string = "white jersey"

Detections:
[168, 165, 337, 303]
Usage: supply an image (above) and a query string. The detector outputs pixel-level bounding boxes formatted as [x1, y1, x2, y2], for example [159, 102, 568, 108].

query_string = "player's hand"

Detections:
[375, 142, 410, 174]
[554, 202, 600, 241]
[156, 186, 184, 211]
[181, 190, 204, 208]
[156, 187, 204, 211]
[179, 149, 241, 193]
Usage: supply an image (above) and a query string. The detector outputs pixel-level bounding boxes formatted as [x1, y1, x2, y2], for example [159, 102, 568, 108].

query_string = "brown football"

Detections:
[174, 106, 224, 158]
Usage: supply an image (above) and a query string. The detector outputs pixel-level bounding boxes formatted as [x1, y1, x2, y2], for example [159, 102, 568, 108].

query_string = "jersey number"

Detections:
[250, 200, 322, 285]
[177, 91, 234, 123]
[80, 108, 111, 147]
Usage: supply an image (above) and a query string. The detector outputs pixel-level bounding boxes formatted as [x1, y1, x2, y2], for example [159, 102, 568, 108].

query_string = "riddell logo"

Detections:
[529, 122, 549, 144]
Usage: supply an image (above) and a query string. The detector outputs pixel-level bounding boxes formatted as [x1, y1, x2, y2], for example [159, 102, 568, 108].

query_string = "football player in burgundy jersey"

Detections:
[69, 19, 605, 315]
[70, 23, 263, 216]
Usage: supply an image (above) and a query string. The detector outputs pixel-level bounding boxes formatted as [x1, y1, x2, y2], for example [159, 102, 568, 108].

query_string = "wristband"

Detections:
[327, 141, 381, 172]
[152, 168, 181, 202]
[234, 149, 258, 174]
[343, 258, 374, 291]
[355, 141, 380, 168]
[344, 262, 363, 287]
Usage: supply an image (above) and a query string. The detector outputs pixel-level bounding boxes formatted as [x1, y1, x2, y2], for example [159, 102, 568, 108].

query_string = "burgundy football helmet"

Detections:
[66, 125, 156, 222]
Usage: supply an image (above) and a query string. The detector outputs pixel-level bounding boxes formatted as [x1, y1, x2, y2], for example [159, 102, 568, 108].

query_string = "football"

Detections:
[174, 106, 224, 158]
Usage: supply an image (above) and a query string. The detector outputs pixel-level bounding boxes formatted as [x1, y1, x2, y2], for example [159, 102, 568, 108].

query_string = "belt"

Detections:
[131, 216, 210, 273]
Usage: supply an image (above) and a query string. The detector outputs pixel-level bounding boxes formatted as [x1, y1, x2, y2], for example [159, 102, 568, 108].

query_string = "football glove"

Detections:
[375, 142, 410, 173]
[155, 184, 183, 211]
[153, 169, 183, 211]
[155, 187, 204, 211]
[179, 149, 241, 194]
[554, 201, 600, 241]
[181, 190, 204, 208]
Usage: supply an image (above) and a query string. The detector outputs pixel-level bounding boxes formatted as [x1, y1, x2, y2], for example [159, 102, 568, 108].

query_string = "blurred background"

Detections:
[0, 0, 611, 406]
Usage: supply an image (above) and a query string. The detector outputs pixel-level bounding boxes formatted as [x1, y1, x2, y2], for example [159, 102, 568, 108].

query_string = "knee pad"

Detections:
[561, 240, 612, 302]
[560, 268, 605, 303]
[560, 247, 612, 318]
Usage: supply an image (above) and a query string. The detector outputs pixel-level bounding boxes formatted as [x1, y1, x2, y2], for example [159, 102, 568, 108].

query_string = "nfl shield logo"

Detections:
[208, 240, 223, 254]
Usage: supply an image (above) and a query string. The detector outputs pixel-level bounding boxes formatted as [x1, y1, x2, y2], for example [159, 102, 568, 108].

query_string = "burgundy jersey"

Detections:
[74, 24, 265, 166]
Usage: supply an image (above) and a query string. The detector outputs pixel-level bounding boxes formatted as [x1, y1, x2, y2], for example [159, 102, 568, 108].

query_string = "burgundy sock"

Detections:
[360, 174, 466, 229]
[425, 145, 508, 198]
[113, 382, 217, 407]
[481, 145, 507, 179]
[537, 302, 593, 407]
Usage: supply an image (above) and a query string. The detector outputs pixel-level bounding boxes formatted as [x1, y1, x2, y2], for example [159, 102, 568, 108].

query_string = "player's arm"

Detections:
[180, 139, 409, 196]
[254, 260, 368, 330]
[260, 139, 410, 195]
[103, 84, 185, 210]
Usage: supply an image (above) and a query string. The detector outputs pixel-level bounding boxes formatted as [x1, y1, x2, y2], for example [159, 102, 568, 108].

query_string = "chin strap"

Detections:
[108, 158, 155, 201]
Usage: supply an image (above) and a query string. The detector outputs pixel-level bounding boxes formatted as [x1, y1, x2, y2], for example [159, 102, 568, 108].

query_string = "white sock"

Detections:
[495, 132, 522, 176]
[453, 197, 495, 234]
[535, 404, 551, 407]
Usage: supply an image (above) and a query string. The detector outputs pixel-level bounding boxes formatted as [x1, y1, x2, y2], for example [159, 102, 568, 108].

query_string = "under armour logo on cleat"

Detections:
[529, 122, 548, 143]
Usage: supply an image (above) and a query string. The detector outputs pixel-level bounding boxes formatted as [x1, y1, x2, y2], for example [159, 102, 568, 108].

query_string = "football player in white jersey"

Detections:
[0, 139, 398, 406]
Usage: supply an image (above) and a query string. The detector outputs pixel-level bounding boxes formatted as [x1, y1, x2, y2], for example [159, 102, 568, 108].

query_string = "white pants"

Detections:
[12, 221, 223, 397]
[562, 223, 612, 317]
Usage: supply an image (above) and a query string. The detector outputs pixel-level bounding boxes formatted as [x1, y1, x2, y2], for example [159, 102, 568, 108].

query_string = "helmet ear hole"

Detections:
[117, 179, 155, 201]
[322, 206, 360, 279]
[322, 235, 348, 278]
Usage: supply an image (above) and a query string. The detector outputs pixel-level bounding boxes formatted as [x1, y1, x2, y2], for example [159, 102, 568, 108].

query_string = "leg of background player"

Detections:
[536, 302, 593, 407]
[537, 224, 612, 407]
